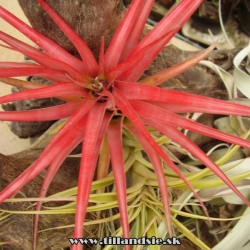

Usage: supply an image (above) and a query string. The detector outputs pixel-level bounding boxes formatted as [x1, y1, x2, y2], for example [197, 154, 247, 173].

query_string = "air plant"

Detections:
[0, 0, 250, 249]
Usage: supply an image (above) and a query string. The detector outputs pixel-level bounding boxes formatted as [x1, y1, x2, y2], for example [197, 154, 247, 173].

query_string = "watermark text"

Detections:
[69, 236, 181, 246]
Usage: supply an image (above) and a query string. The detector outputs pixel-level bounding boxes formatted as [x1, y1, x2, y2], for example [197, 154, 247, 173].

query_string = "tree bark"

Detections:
[0, 149, 80, 249]
[18, 0, 126, 59]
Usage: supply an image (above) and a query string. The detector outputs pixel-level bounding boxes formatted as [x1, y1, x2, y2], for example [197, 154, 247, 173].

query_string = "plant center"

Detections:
[92, 76, 106, 92]
[92, 76, 112, 103]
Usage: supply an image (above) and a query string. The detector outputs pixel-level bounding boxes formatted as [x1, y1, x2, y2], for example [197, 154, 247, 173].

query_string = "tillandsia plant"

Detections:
[1, 0, 250, 249]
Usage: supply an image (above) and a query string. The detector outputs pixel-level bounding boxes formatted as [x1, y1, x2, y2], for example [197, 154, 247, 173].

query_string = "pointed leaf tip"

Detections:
[37, 0, 98, 76]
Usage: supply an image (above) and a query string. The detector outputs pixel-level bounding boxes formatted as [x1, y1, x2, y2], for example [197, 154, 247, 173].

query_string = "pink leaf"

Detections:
[117, 31, 179, 82]
[0, 6, 85, 72]
[0, 67, 69, 82]
[0, 31, 93, 84]
[119, 0, 155, 62]
[123, 119, 174, 237]
[118, 0, 203, 82]
[37, 0, 98, 76]
[135, 0, 202, 50]
[107, 117, 130, 247]
[0, 62, 44, 68]
[140, 42, 217, 86]
[0, 95, 97, 203]
[0, 78, 83, 102]
[107, 28, 178, 83]
[0, 31, 51, 61]
[30, 55, 93, 83]
[116, 81, 250, 116]
[0, 102, 81, 122]
[142, 117, 250, 206]
[0, 82, 86, 104]
[98, 37, 105, 77]
[113, 87, 209, 217]
[73, 103, 108, 244]
[33, 116, 87, 249]
[0, 117, 81, 203]
[104, 0, 143, 71]
[0, 77, 49, 89]
[129, 100, 250, 149]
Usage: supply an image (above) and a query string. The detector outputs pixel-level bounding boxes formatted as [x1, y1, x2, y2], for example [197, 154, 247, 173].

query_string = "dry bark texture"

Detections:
[18, 0, 126, 59]
[0, 149, 80, 249]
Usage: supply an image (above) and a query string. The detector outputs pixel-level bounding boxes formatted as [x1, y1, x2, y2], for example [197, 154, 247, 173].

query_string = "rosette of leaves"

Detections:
[1, 0, 250, 250]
